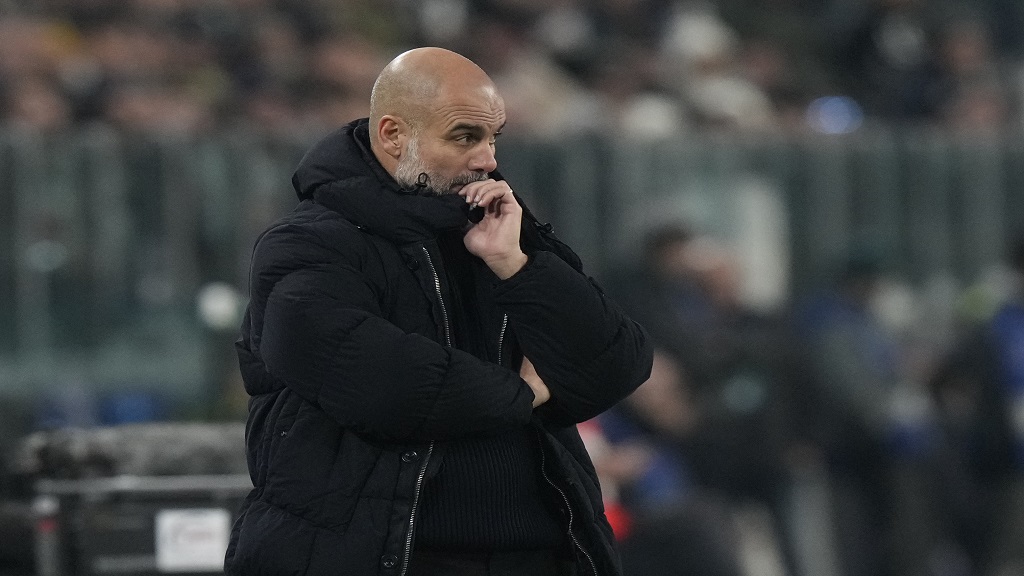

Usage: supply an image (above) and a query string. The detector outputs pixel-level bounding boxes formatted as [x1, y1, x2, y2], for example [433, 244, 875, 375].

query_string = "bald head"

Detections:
[370, 47, 496, 135]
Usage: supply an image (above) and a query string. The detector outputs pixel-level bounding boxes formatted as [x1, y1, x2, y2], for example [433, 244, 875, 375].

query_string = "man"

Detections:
[225, 47, 653, 576]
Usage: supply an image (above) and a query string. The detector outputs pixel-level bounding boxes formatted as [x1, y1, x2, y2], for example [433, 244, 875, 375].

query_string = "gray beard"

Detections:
[394, 137, 486, 195]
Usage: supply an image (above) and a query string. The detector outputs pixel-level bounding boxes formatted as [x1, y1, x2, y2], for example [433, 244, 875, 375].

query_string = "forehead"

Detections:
[426, 84, 506, 132]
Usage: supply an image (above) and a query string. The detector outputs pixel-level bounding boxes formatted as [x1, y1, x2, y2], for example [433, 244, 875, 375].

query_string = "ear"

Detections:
[376, 115, 408, 160]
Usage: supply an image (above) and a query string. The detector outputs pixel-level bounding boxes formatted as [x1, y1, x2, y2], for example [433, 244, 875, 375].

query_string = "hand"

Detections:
[459, 180, 527, 279]
[519, 357, 550, 408]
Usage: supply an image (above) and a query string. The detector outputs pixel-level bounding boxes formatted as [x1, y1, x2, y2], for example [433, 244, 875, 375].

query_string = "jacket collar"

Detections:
[291, 118, 472, 244]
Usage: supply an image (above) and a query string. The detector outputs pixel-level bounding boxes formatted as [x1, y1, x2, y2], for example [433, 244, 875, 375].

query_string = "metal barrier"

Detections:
[33, 474, 253, 576]
[14, 422, 249, 575]
[1, 126, 1022, 402]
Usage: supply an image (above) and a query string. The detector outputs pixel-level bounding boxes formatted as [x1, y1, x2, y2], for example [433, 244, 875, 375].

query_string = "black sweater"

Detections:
[415, 231, 563, 551]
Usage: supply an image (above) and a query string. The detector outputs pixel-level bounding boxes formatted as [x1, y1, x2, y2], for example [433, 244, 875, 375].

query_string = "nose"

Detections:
[469, 142, 498, 173]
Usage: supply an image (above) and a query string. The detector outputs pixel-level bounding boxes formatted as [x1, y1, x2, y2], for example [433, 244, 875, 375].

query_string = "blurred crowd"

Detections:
[591, 224, 1024, 576]
[2, 0, 1024, 137]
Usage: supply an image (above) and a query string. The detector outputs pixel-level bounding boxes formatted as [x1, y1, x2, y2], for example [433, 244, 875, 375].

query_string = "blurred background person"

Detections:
[919, 231, 1024, 576]
[608, 223, 810, 576]
[791, 249, 903, 576]
[582, 348, 747, 576]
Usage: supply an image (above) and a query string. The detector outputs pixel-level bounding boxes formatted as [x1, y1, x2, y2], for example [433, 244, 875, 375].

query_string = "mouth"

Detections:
[449, 173, 488, 195]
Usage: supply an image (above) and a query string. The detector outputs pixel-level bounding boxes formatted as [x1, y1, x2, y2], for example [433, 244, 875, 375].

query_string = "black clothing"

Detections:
[407, 548, 576, 576]
[415, 427, 565, 551]
[225, 119, 653, 575]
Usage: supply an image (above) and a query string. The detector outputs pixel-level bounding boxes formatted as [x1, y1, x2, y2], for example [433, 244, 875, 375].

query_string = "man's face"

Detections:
[393, 85, 506, 196]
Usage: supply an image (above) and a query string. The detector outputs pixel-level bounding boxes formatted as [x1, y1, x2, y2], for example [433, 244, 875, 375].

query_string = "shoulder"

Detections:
[253, 200, 371, 267]
[246, 201, 394, 305]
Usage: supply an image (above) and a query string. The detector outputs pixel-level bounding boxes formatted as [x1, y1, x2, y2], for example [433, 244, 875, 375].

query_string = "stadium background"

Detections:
[2, 0, 1024, 575]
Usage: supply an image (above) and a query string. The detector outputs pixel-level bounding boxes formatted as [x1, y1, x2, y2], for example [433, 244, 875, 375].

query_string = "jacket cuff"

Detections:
[491, 252, 536, 285]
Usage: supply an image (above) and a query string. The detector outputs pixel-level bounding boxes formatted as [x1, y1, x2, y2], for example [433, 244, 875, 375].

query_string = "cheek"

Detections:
[422, 148, 466, 176]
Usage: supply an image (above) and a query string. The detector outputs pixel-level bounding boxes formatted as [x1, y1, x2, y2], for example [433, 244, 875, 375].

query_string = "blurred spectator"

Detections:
[467, 16, 602, 138]
[589, 44, 689, 138]
[832, 0, 944, 120]
[920, 231, 1024, 576]
[793, 249, 902, 453]
[791, 247, 927, 576]
[104, 83, 215, 134]
[607, 223, 807, 575]
[308, 35, 384, 98]
[583, 349, 746, 576]
[236, 87, 301, 136]
[933, 18, 1013, 132]
[924, 336, 1014, 576]
[591, 349, 701, 514]
[3, 76, 72, 132]
[660, 3, 777, 130]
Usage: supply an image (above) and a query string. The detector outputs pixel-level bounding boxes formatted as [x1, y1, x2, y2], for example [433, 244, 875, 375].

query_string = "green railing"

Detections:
[2, 126, 1022, 411]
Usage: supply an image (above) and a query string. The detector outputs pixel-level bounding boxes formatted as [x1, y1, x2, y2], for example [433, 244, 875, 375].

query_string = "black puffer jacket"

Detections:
[225, 119, 653, 576]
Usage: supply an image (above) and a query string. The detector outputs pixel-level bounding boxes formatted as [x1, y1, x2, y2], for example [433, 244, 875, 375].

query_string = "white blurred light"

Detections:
[197, 282, 243, 331]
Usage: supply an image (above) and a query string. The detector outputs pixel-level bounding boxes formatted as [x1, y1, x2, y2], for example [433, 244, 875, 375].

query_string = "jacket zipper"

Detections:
[497, 314, 508, 367]
[420, 246, 451, 347]
[400, 246, 450, 576]
[538, 435, 598, 576]
[399, 442, 434, 576]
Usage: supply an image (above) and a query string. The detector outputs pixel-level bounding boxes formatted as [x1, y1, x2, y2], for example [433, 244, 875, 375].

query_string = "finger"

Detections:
[471, 184, 513, 210]
[465, 180, 509, 202]
[460, 179, 496, 202]
[487, 188, 518, 215]
[480, 190, 506, 211]
[470, 187, 501, 208]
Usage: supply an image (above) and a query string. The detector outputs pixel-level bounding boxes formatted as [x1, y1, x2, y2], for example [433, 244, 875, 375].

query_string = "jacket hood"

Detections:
[291, 118, 391, 201]
[291, 118, 474, 244]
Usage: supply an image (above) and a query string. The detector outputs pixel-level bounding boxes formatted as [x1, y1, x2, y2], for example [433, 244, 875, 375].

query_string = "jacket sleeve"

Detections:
[252, 228, 536, 443]
[493, 250, 654, 426]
